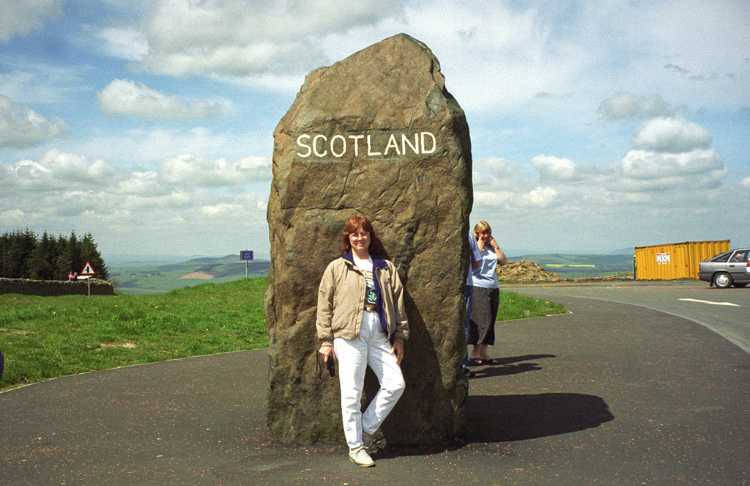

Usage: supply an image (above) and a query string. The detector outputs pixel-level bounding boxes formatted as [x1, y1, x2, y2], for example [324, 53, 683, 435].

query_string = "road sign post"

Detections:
[80, 261, 96, 296]
[240, 250, 254, 279]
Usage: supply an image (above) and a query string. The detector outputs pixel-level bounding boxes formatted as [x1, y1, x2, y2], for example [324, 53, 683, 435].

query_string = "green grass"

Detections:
[0, 280, 565, 390]
[0, 278, 267, 390]
[498, 291, 567, 321]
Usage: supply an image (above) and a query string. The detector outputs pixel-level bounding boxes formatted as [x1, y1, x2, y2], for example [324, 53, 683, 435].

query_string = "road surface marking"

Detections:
[678, 298, 740, 307]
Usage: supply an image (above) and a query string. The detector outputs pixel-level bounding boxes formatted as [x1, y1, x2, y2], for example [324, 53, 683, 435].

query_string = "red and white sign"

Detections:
[81, 261, 96, 276]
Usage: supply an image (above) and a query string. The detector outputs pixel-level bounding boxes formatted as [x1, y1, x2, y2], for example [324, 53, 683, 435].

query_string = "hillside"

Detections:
[110, 255, 270, 294]
[110, 252, 634, 293]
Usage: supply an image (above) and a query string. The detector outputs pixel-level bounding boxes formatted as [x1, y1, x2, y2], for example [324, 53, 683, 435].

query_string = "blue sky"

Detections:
[1, 0, 748, 258]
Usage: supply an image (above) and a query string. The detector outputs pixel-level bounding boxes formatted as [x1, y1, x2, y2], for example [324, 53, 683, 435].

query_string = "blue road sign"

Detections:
[240, 250, 254, 261]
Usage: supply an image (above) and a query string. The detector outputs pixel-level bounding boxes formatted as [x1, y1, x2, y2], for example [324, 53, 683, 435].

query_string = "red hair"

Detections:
[340, 215, 386, 256]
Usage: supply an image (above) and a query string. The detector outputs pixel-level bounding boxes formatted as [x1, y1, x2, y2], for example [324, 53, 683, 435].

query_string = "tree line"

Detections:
[0, 230, 109, 281]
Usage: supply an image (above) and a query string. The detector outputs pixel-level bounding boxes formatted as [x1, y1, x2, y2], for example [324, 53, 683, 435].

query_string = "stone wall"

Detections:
[0, 278, 115, 296]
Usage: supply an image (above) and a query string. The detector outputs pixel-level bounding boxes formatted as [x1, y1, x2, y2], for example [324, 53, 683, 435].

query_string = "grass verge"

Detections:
[0, 280, 565, 390]
[498, 290, 567, 321]
[0, 278, 267, 390]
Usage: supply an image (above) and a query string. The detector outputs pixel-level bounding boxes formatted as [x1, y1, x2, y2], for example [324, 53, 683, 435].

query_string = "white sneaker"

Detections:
[348, 446, 375, 467]
[363, 430, 386, 454]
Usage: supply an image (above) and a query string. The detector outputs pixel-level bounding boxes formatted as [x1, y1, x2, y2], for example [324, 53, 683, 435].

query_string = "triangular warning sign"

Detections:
[81, 261, 96, 275]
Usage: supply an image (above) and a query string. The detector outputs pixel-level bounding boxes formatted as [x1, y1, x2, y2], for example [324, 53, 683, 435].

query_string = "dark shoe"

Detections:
[462, 364, 475, 378]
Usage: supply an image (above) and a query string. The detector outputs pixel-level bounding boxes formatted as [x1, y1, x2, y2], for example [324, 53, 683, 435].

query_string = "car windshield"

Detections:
[711, 251, 732, 262]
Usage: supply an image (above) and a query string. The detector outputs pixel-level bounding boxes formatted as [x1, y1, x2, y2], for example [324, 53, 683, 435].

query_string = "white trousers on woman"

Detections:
[333, 312, 406, 450]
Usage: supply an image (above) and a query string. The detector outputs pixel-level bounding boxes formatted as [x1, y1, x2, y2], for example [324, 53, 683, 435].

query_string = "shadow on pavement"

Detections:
[466, 393, 614, 442]
[375, 392, 614, 458]
[468, 354, 556, 379]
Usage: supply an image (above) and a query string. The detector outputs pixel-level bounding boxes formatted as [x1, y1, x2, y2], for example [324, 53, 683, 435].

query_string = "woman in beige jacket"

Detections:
[316, 215, 408, 467]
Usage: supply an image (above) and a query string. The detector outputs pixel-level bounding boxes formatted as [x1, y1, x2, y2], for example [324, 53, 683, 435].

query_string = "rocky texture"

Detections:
[265, 34, 472, 445]
[497, 261, 634, 284]
[497, 261, 562, 283]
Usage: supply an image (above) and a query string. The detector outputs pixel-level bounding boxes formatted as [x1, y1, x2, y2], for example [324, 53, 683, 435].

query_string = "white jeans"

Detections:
[333, 312, 406, 450]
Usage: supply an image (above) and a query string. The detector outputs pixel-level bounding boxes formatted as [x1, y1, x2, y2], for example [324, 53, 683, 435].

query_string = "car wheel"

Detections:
[713, 272, 733, 289]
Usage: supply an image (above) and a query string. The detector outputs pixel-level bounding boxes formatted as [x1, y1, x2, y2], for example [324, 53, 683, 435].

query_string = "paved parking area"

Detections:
[510, 280, 750, 353]
[2, 294, 749, 485]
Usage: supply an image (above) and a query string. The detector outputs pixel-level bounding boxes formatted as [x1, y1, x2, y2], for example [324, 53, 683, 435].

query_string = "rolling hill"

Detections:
[110, 255, 270, 294]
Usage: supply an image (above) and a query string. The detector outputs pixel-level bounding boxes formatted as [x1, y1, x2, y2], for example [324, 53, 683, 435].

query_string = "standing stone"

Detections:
[266, 33, 472, 445]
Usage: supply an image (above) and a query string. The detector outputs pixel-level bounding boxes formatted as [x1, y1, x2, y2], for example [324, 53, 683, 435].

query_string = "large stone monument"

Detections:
[266, 33, 472, 445]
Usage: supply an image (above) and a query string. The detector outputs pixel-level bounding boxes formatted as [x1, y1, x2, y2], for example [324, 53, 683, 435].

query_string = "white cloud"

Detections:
[520, 186, 558, 208]
[475, 186, 558, 209]
[620, 149, 723, 180]
[98, 79, 230, 120]
[473, 157, 518, 189]
[612, 146, 726, 194]
[83, 0, 750, 116]
[0, 209, 25, 225]
[114, 171, 166, 195]
[742, 176, 750, 189]
[200, 203, 243, 217]
[93, 27, 149, 61]
[161, 154, 271, 187]
[0, 95, 65, 147]
[121, 191, 193, 211]
[4, 150, 114, 192]
[633, 117, 711, 153]
[597, 93, 674, 120]
[0, 62, 88, 104]
[72, 127, 256, 165]
[137, 0, 402, 78]
[93, 0, 591, 113]
[531, 154, 576, 181]
[0, 0, 61, 42]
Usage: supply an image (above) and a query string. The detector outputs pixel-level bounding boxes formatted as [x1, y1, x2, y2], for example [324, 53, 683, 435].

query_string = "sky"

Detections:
[1, 0, 749, 259]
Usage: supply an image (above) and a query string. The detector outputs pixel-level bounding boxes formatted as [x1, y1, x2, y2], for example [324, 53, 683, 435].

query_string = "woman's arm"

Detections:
[491, 238, 508, 265]
[388, 262, 409, 343]
[315, 262, 336, 345]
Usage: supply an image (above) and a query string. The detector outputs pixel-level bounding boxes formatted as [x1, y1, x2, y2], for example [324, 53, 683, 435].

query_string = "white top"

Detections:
[471, 248, 500, 289]
[466, 229, 482, 286]
[352, 254, 381, 328]
[352, 253, 373, 272]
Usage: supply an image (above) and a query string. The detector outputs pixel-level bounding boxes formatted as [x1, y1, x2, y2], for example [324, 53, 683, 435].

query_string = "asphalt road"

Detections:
[2, 291, 749, 485]
[510, 280, 750, 354]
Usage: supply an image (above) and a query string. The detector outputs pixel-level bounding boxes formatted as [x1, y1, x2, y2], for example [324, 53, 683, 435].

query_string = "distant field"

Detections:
[110, 255, 270, 294]
[0, 279, 565, 390]
[511, 253, 634, 279]
[110, 253, 633, 294]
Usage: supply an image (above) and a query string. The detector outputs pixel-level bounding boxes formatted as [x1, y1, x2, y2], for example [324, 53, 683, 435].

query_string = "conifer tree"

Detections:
[19, 229, 36, 277]
[1, 230, 109, 281]
[29, 232, 54, 280]
[0, 233, 8, 277]
[55, 235, 73, 280]
[80, 232, 108, 279]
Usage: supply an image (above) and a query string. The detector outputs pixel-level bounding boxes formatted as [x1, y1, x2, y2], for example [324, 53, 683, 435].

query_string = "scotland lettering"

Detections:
[296, 131, 437, 159]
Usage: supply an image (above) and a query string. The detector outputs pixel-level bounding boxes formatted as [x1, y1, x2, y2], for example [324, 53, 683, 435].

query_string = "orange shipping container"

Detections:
[634, 240, 730, 280]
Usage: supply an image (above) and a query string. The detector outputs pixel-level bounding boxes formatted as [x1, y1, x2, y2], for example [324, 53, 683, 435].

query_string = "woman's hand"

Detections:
[491, 238, 508, 265]
[319, 343, 335, 363]
[393, 338, 405, 365]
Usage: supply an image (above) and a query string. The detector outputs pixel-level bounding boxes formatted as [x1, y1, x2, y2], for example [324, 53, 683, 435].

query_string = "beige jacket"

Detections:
[316, 255, 409, 343]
